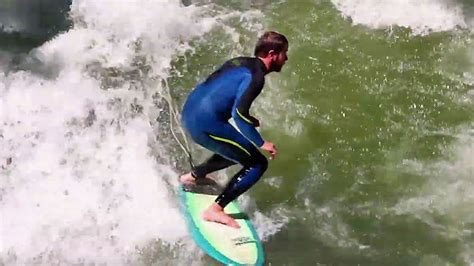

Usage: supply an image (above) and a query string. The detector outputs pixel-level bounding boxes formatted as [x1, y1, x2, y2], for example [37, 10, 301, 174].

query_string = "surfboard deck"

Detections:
[179, 179, 264, 265]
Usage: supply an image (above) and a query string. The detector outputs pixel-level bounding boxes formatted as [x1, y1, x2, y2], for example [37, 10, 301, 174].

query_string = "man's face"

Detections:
[270, 45, 288, 72]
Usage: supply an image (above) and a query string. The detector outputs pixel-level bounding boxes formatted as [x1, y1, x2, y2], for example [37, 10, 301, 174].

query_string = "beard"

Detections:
[269, 59, 284, 72]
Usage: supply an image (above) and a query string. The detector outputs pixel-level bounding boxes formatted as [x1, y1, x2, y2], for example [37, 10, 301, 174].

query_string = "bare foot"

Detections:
[179, 173, 196, 185]
[179, 172, 216, 185]
[202, 203, 240, 228]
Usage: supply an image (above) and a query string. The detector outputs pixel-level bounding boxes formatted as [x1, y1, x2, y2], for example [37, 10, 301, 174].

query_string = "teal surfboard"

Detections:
[180, 180, 264, 265]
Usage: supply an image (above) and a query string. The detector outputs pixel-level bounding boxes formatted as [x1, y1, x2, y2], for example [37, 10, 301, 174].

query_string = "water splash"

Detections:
[331, 0, 468, 35]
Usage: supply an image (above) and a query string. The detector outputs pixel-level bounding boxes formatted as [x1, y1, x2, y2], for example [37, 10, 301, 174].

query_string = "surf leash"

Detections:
[162, 78, 195, 170]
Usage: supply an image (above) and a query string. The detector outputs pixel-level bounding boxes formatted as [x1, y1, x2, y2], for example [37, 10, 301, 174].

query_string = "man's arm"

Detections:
[248, 115, 260, 127]
[231, 71, 265, 147]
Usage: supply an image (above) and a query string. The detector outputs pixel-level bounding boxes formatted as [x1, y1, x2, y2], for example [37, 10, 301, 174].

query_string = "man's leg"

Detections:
[202, 149, 268, 228]
[193, 154, 237, 179]
[214, 151, 267, 207]
[197, 124, 268, 228]
[180, 154, 236, 184]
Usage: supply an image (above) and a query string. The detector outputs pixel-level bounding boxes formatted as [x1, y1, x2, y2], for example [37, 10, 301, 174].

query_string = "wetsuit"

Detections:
[181, 56, 268, 208]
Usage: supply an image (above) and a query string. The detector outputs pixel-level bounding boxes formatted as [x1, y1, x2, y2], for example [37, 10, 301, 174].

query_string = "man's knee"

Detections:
[258, 154, 268, 173]
[244, 152, 268, 173]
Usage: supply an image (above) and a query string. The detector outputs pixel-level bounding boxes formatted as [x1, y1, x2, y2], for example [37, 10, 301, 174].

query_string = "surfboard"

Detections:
[179, 179, 264, 265]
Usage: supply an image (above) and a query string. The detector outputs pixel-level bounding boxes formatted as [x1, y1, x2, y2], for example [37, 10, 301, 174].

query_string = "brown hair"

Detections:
[254, 31, 288, 57]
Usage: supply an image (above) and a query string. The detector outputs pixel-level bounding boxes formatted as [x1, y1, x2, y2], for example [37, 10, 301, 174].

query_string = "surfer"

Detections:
[180, 31, 289, 228]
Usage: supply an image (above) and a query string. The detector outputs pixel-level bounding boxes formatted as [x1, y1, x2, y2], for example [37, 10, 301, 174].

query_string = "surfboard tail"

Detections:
[179, 185, 265, 265]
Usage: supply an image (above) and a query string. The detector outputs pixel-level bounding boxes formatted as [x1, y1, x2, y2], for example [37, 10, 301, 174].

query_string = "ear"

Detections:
[267, 50, 277, 57]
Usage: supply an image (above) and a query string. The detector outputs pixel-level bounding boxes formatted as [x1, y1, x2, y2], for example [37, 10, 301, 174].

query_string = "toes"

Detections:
[202, 211, 240, 228]
[228, 219, 240, 228]
[179, 174, 196, 184]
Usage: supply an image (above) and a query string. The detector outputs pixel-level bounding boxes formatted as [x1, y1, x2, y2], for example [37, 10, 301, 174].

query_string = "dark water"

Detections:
[171, 1, 474, 265]
[0, 0, 71, 53]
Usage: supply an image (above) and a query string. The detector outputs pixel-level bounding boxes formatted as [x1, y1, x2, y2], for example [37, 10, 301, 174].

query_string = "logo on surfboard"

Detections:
[232, 236, 256, 246]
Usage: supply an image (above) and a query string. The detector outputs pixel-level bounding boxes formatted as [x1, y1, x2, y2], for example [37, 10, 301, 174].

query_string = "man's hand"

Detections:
[260, 141, 277, 160]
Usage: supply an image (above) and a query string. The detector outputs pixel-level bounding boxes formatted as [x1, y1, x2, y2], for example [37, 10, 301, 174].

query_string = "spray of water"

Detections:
[331, 0, 468, 35]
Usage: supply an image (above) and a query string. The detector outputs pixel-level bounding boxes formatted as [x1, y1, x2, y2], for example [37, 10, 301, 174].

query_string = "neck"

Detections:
[257, 56, 271, 74]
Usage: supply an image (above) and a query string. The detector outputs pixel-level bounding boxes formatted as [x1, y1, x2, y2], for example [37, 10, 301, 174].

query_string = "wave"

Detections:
[331, 0, 471, 35]
[0, 1, 237, 264]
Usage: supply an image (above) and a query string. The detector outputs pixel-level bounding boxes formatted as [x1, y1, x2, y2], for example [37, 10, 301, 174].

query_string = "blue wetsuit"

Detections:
[182, 57, 268, 208]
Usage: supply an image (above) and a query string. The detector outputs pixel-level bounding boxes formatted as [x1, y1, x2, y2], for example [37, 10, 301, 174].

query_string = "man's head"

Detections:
[254, 31, 288, 73]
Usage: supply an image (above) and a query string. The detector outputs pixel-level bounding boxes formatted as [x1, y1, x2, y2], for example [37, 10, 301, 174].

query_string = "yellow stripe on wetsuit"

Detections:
[208, 134, 251, 156]
[236, 108, 253, 125]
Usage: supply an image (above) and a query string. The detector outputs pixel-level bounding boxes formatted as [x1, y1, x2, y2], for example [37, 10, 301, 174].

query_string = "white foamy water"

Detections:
[0, 1, 216, 264]
[392, 127, 474, 264]
[331, 0, 468, 35]
[0, 1, 288, 264]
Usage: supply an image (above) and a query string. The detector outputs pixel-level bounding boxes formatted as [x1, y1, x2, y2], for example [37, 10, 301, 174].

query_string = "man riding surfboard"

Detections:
[180, 31, 289, 228]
